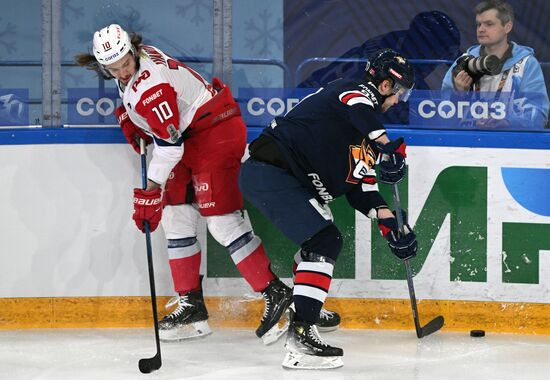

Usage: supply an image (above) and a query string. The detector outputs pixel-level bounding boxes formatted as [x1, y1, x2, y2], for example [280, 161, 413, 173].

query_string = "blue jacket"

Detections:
[442, 42, 549, 128]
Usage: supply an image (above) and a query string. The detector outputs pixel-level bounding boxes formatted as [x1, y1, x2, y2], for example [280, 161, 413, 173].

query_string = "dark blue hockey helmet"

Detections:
[365, 48, 415, 101]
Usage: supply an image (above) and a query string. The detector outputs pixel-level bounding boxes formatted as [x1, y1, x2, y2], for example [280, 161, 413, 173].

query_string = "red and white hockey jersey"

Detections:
[117, 45, 216, 185]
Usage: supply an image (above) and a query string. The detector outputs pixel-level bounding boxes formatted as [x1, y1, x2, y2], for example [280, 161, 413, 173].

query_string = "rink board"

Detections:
[0, 128, 549, 333]
[2, 296, 550, 334]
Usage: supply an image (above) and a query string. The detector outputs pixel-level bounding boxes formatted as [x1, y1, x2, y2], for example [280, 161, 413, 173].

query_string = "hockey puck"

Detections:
[470, 329, 485, 337]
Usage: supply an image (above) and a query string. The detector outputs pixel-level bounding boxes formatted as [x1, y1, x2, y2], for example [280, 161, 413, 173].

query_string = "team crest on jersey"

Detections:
[346, 139, 377, 185]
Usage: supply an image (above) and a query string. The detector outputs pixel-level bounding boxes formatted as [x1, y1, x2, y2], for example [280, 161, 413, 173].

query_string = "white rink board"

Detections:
[0, 144, 549, 303]
[0, 144, 176, 298]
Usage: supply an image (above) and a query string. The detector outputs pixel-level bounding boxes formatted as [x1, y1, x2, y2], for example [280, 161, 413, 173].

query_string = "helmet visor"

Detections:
[392, 81, 414, 102]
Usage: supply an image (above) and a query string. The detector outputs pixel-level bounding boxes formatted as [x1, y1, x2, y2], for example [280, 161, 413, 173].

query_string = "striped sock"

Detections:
[293, 260, 334, 324]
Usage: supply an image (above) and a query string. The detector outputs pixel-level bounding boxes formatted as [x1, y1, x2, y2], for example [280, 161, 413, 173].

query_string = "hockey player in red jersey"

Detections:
[75, 24, 339, 344]
[239, 49, 418, 368]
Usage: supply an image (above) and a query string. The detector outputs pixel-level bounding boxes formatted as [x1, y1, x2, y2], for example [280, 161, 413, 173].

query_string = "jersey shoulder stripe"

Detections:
[339, 90, 374, 108]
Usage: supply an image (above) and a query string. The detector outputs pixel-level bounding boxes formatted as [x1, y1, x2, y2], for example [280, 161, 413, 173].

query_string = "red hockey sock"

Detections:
[167, 238, 202, 294]
[230, 235, 275, 292]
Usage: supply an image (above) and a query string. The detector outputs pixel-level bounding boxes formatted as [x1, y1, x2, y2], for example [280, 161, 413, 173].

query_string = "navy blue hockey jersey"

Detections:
[262, 79, 389, 213]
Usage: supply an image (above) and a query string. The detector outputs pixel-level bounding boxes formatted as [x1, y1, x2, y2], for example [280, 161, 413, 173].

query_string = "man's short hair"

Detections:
[475, 0, 514, 25]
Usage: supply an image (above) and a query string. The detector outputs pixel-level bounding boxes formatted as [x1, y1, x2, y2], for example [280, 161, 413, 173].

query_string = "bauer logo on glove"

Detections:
[134, 197, 162, 206]
[133, 188, 163, 232]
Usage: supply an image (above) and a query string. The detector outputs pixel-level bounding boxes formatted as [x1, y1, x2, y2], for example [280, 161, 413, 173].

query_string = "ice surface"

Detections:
[1, 328, 550, 379]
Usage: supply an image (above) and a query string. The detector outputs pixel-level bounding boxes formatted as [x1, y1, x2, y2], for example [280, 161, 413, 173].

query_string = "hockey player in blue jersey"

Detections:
[239, 48, 418, 369]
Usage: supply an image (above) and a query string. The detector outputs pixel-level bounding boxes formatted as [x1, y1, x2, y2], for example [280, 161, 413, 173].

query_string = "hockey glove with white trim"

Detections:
[133, 188, 162, 233]
[376, 137, 407, 184]
[378, 213, 417, 260]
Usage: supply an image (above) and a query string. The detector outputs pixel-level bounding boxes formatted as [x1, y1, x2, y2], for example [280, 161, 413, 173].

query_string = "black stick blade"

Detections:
[139, 353, 162, 374]
[420, 315, 444, 338]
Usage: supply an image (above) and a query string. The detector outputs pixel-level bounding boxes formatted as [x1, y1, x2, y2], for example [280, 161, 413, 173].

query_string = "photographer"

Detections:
[442, 0, 549, 128]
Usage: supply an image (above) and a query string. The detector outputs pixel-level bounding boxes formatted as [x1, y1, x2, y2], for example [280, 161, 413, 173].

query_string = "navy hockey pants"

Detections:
[238, 158, 332, 246]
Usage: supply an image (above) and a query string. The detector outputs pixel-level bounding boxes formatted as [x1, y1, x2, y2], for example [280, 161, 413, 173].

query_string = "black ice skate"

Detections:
[316, 308, 341, 332]
[283, 316, 344, 369]
[256, 279, 293, 345]
[289, 303, 341, 332]
[159, 289, 212, 342]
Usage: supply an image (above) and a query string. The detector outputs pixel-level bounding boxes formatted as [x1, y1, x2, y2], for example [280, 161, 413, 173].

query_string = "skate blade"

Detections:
[261, 318, 289, 345]
[282, 351, 344, 370]
[316, 324, 339, 333]
[160, 320, 212, 342]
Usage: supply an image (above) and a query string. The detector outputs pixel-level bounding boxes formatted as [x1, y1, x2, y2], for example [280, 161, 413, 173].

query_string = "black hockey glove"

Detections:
[376, 137, 407, 184]
[378, 212, 417, 260]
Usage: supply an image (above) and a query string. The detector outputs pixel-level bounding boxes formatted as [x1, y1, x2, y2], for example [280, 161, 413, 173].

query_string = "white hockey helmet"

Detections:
[92, 24, 132, 65]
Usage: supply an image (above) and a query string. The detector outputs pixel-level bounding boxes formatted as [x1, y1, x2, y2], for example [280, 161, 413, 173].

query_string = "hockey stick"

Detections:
[391, 183, 444, 338]
[137, 138, 162, 373]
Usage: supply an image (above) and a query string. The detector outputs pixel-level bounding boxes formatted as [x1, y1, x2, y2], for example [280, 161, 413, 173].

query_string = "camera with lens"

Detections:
[453, 54, 500, 81]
